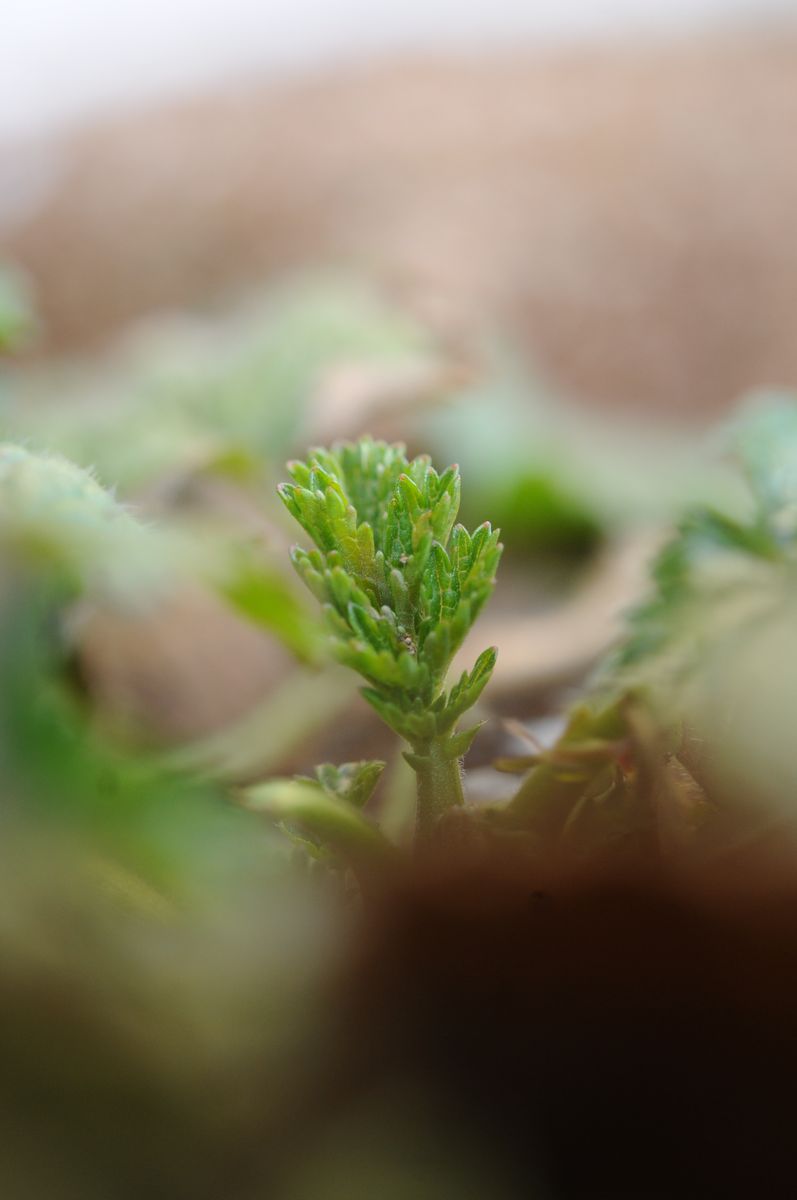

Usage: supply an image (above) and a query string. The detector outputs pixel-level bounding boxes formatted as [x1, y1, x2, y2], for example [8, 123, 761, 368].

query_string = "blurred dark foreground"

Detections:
[3, 830, 797, 1199]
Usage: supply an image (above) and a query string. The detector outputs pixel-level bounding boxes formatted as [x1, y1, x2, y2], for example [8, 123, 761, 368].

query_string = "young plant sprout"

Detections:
[278, 437, 502, 839]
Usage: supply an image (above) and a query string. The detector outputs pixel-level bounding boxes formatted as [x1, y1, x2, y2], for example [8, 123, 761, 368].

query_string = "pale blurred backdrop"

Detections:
[4, 0, 797, 419]
[3, 0, 795, 138]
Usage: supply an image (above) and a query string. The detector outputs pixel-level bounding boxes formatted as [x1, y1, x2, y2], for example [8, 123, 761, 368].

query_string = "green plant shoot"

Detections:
[278, 437, 502, 837]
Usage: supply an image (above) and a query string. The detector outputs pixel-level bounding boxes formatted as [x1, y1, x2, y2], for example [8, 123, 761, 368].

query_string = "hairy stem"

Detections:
[411, 736, 465, 840]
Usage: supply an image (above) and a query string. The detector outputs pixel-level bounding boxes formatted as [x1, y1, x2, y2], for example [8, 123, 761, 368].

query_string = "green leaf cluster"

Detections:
[607, 399, 797, 696]
[278, 437, 501, 760]
[501, 397, 797, 855]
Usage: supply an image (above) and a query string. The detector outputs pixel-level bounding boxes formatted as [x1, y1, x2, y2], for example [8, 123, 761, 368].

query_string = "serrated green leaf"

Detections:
[446, 722, 483, 759]
[402, 750, 428, 773]
[222, 550, 323, 664]
[436, 646, 497, 733]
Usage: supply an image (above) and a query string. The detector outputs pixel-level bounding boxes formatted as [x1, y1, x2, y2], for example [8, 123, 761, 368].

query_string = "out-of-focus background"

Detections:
[3, 0, 797, 749]
[4, 0, 793, 140]
[2, 0, 797, 415]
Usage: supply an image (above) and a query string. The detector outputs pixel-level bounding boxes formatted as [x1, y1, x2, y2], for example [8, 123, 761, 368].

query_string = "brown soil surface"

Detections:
[3, 32, 797, 418]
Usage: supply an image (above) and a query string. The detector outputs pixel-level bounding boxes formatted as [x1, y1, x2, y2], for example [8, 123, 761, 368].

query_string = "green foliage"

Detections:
[0, 568, 285, 903]
[0, 443, 174, 600]
[0, 264, 36, 353]
[424, 344, 745, 559]
[606, 397, 797, 697]
[218, 543, 324, 664]
[730, 392, 797, 521]
[279, 439, 501, 730]
[501, 396, 797, 853]
[0, 443, 297, 893]
[2, 279, 435, 491]
[480, 471, 602, 558]
[278, 436, 502, 832]
[498, 699, 640, 846]
[0, 441, 325, 674]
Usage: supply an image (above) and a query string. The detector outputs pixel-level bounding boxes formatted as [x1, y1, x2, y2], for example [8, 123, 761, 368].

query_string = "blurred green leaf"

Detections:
[0, 264, 36, 354]
[220, 545, 324, 664]
[2, 277, 436, 491]
[243, 777, 393, 863]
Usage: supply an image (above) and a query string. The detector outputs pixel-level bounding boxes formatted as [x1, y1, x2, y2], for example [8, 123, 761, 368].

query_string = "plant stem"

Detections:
[411, 735, 465, 840]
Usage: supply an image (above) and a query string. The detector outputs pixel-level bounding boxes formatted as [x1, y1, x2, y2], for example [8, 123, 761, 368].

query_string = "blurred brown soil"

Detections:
[76, 586, 290, 745]
[3, 32, 797, 418]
